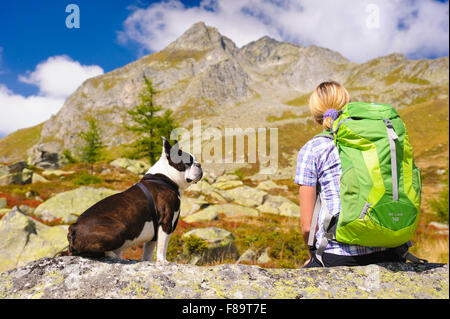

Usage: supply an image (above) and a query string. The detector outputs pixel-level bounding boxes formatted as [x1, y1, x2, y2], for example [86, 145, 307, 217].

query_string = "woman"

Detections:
[295, 81, 405, 268]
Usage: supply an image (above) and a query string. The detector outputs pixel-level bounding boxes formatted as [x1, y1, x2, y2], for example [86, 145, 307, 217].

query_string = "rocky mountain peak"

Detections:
[166, 21, 238, 55]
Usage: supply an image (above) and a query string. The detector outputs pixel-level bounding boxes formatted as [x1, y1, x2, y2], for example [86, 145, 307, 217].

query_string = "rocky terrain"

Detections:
[0, 164, 304, 273]
[0, 256, 447, 299]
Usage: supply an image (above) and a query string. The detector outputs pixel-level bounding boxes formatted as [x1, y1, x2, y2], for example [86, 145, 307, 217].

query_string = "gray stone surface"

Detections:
[0, 256, 447, 299]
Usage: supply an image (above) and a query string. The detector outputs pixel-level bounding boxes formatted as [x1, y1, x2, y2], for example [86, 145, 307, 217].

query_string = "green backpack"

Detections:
[309, 101, 426, 264]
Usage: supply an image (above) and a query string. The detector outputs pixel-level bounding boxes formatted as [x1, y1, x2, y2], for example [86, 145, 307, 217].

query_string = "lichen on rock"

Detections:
[0, 256, 447, 299]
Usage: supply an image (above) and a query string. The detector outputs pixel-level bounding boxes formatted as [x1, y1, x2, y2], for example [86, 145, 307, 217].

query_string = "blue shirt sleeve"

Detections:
[294, 140, 317, 186]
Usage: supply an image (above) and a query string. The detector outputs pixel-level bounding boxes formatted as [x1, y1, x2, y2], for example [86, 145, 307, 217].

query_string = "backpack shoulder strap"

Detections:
[314, 130, 334, 140]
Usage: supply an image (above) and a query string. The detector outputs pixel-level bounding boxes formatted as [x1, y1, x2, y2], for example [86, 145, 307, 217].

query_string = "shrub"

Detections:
[62, 149, 78, 164]
[183, 235, 208, 255]
[72, 172, 103, 186]
[429, 169, 449, 224]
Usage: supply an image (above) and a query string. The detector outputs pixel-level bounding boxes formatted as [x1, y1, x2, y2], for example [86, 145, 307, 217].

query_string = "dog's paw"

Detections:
[156, 258, 168, 264]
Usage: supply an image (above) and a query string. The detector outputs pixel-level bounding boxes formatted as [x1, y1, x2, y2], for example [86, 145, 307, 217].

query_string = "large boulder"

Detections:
[0, 208, 68, 273]
[33, 187, 119, 224]
[211, 174, 244, 190]
[257, 195, 300, 217]
[179, 196, 209, 217]
[110, 158, 150, 175]
[188, 180, 216, 195]
[0, 208, 11, 216]
[202, 203, 259, 218]
[182, 227, 239, 265]
[256, 180, 288, 191]
[224, 186, 268, 207]
[211, 180, 243, 190]
[183, 208, 218, 223]
[0, 161, 32, 185]
[27, 142, 68, 169]
[0, 257, 447, 298]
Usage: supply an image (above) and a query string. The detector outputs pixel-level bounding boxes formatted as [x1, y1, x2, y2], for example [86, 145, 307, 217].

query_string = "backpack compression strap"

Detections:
[310, 193, 336, 266]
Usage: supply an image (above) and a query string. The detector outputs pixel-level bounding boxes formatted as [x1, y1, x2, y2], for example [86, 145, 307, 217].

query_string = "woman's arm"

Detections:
[299, 185, 317, 245]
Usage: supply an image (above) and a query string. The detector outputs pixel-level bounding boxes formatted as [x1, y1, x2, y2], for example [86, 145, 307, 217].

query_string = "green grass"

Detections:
[150, 213, 309, 268]
[429, 170, 449, 224]
[399, 99, 449, 157]
[72, 172, 104, 186]
[183, 235, 208, 255]
[266, 110, 302, 122]
[0, 123, 43, 163]
[284, 94, 310, 107]
[140, 48, 210, 69]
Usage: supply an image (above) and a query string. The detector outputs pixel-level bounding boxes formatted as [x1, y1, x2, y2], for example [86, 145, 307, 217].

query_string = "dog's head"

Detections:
[147, 137, 203, 190]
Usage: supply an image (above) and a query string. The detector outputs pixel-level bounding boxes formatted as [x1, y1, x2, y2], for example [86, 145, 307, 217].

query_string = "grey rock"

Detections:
[428, 222, 449, 230]
[183, 208, 218, 223]
[236, 249, 257, 264]
[257, 195, 300, 217]
[0, 257, 447, 298]
[27, 143, 68, 169]
[182, 227, 239, 265]
[224, 186, 268, 207]
[0, 210, 68, 273]
[0, 208, 10, 216]
[110, 158, 150, 175]
[7, 161, 28, 173]
[257, 247, 272, 264]
[256, 180, 288, 191]
[33, 187, 119, 224]
[32, 172, 49, 183]
[18, 205, 35, 216]
[194, 204, 259, 218]
[179, 196, 209, 217]
[0, 161, 31, 185]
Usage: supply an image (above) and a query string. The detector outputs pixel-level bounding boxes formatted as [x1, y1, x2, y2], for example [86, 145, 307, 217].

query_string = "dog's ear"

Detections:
[162, 136, 171, 155]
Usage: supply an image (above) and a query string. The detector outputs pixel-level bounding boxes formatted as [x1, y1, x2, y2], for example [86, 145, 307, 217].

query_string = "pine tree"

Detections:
[125, 77, 177, 164]
[78, 117, 104, 173]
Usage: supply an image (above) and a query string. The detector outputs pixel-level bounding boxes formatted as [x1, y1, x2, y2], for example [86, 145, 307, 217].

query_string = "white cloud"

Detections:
[0, 85, 64, 134]
[18, 55, 104, 99]
[0, 55, 103, 135]
[118, 0, 449, 62]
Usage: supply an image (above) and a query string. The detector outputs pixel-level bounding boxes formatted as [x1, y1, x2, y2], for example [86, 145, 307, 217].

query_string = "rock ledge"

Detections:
[0, 257, 447, 299]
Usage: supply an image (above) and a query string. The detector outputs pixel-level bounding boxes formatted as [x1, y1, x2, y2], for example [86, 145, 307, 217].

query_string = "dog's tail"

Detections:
[67, 226, 79, 256]
[53, 244, 70, 257]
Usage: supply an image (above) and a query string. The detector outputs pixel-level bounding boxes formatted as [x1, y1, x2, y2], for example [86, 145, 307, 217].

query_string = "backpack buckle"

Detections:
[359, 202, 373, 221]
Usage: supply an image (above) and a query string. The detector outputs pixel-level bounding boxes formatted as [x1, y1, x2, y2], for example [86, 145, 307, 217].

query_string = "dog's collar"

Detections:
[141, 174, 179, 195]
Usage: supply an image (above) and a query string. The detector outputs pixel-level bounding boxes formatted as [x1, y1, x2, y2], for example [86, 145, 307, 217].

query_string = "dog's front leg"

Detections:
[142, 241, 157, 261]
[156, 227, 171, 263]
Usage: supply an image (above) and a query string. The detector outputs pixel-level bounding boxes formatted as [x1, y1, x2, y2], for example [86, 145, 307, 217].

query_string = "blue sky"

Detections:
[0, 1, 199, 96]
[0, 0, 448, 136]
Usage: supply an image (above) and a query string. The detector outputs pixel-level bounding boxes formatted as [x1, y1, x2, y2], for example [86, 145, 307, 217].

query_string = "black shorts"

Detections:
[303, 247, 406, 268]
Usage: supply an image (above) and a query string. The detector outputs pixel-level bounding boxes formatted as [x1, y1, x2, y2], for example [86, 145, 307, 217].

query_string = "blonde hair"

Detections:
[309, 81, 350, 130]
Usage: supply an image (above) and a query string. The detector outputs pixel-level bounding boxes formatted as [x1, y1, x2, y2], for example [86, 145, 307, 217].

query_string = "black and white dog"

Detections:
[68, 137, 202, 262]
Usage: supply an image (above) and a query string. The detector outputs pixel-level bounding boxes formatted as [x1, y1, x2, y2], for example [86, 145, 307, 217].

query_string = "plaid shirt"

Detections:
[294, 136, 387, 256]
